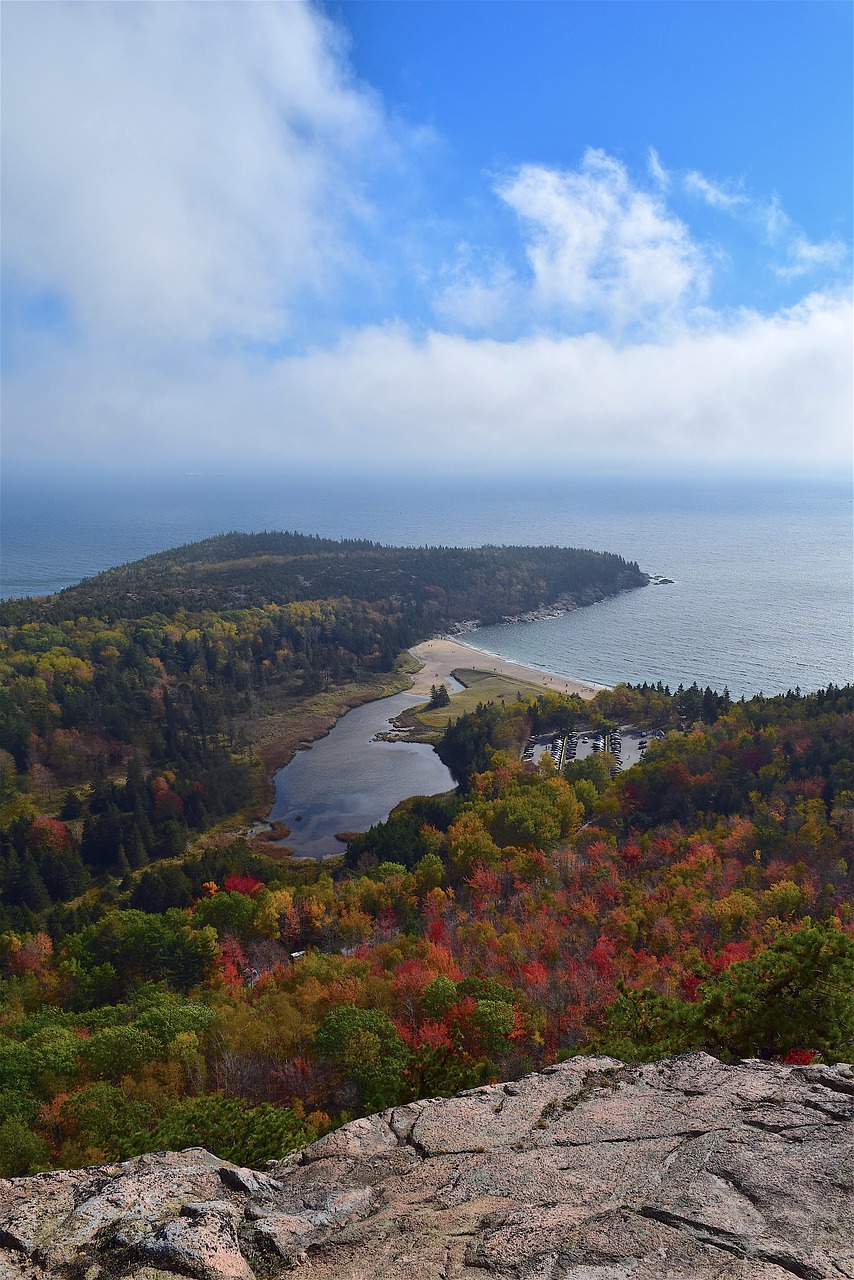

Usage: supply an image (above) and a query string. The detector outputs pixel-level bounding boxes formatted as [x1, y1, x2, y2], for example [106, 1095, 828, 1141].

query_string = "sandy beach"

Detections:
[408, 637, 607, 700]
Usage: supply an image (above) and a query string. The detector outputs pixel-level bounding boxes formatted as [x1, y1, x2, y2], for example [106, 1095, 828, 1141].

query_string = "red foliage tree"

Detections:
[26, 815, 70, 857]
[223, 873, 264, 898]
[217, 936, 249, 990]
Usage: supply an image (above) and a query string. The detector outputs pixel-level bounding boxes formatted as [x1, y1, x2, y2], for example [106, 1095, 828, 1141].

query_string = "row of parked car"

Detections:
[522, 735, 565, 766]
[523, 728, 668, 774]
[607, 731, 622, 775]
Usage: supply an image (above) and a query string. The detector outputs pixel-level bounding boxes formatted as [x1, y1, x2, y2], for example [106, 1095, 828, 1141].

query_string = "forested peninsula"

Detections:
[1, 532, 852, 1179]
[3, 531, 645, 625]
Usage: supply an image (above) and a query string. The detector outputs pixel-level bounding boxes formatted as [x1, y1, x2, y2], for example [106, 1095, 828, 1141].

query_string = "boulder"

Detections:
[1, 1054, 852, 1279]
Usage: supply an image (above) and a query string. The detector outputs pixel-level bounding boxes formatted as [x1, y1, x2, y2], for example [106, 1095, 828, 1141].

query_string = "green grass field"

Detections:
[412, 667, 548, 728]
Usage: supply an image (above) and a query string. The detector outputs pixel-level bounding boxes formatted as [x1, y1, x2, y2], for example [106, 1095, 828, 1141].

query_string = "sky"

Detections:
[1, 0, 852, 478]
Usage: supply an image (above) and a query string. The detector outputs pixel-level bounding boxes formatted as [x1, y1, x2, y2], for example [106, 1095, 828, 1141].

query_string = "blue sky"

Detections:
[2, 1, 851, 475]
[339, 0, 851, 312]
[340, 2, 851, 235]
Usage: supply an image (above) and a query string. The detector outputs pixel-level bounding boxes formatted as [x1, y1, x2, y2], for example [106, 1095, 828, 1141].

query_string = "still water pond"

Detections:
[269, 692, 455, 859]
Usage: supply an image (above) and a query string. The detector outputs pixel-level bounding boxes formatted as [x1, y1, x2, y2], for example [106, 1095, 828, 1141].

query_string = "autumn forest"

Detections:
[1, 534, 852, 1177]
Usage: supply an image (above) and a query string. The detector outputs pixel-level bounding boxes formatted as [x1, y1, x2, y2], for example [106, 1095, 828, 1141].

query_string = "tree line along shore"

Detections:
[0, 532, 851, 1177]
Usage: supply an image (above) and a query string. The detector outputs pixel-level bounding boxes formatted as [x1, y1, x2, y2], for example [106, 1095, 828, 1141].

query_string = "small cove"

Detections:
[269, 691, 456, 858]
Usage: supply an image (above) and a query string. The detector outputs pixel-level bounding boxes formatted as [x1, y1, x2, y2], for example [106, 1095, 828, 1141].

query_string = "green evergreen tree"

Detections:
[127, 827, 149, 870]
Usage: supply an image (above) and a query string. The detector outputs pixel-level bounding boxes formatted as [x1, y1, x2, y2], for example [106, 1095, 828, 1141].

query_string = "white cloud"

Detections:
[648, 147, 670, 190]
[433, 264, 517, 329]
[495, 150, 709, 333]
[774, 235, 848, 279]
[270, 293, 852, 471]
[431, 243, 518, 330]
[764, 194, 788, 242]
[5, 292, 850, 474]
[1, 7, 850, 480]
[684, 170, 749, 211]
[1, 2, 384, 343]
[684, 167, 848, 284]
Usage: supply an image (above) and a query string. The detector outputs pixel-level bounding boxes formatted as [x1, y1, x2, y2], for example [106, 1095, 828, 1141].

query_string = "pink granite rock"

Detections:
[1, 1054, 851, 1280]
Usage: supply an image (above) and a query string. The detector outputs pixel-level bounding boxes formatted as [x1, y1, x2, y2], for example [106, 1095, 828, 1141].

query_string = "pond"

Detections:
[269, 691, 456, 859]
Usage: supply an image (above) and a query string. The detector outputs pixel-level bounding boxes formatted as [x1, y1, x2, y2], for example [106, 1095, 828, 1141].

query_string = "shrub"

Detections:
[315, 1005, 411, 1111]
[150, 1095, 317, 1168]
[0, 1117, 48, 1177]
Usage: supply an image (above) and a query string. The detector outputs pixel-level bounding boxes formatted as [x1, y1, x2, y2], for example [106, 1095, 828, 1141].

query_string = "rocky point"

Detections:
[1, 1053, 852, 1280]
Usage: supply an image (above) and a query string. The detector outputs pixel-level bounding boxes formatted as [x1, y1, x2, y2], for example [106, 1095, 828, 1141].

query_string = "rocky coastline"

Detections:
[447, 573, 650, 636]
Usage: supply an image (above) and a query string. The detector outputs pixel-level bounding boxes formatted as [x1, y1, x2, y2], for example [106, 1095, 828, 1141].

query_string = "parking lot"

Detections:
[521, 726, 668, 775]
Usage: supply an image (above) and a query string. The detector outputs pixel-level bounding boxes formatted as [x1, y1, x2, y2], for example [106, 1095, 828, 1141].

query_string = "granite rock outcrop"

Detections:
[2, 1052, 852, 1280]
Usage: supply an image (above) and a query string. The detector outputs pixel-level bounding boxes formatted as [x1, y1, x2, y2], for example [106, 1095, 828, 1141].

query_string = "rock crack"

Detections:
[1, 1053, 851, 1280]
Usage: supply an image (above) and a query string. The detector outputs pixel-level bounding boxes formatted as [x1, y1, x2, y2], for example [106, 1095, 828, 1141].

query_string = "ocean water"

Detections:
[2, 470, 851, 698]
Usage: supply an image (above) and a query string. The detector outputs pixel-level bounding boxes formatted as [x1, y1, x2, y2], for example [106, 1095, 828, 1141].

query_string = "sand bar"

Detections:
[408, 637, 607, 701]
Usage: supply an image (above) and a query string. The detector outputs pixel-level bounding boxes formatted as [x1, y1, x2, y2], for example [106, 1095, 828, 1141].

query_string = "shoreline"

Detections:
[408, 637, 608, 700]
[239, 636, 609, 846]
[236, 668, 418, 825]
[456, 637, 612, 693]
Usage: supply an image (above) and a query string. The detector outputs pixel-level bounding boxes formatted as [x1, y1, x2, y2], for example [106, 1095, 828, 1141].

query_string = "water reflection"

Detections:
[269, 692, 455, 859]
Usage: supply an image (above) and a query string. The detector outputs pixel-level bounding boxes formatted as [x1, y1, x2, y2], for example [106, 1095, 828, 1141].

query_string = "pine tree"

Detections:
[128, 827, 149, 870]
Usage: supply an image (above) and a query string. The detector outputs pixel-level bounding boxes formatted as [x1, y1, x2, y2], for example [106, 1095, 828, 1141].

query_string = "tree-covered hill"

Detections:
[0, 531, 646, 625]
[0, 532, 646, 957]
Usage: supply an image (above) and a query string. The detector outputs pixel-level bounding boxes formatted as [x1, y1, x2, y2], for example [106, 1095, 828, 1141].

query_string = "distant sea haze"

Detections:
[2, 471, 851, 701]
